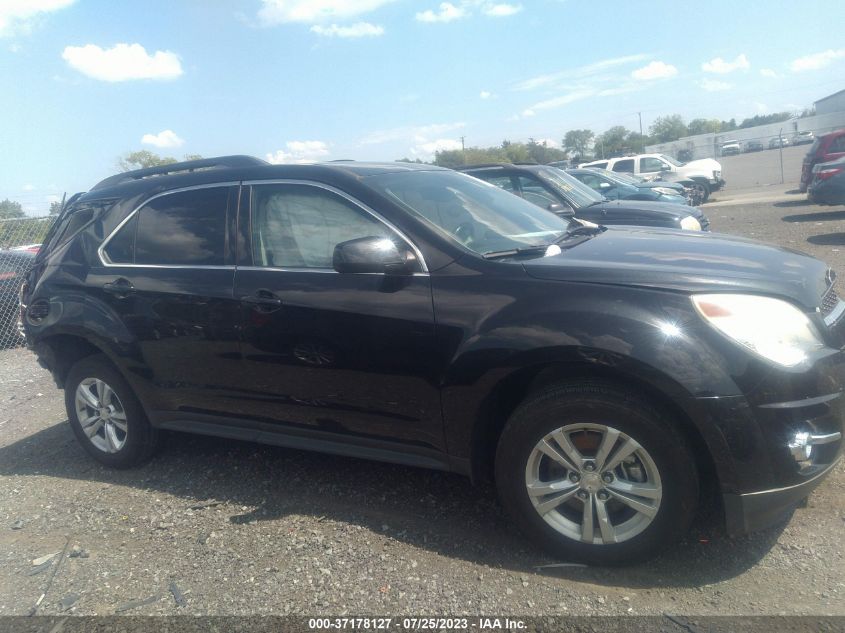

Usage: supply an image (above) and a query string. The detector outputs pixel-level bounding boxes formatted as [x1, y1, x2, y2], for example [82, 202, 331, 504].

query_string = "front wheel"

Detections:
[495, 382, 698, 565]
[689, 181, 710, 203]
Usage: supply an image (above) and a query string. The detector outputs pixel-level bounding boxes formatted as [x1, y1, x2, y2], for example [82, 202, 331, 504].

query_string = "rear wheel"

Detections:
[65, 354, 159, 468]
[495, 381, 698, 565]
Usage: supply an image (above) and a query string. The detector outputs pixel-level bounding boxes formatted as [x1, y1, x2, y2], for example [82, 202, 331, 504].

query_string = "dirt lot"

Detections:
[1, 192, 844, 617]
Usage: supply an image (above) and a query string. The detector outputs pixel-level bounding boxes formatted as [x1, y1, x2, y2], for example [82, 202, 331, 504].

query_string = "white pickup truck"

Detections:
[580, 153, 725, 202]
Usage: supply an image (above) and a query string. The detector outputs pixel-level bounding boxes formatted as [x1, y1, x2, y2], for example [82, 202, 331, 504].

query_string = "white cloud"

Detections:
[698, 78, 731, 92]
[524, 89, 595, 114]
[479, 90, 492, 99]
[22, 183, 35, 192]
[631, 61, 677, 80]
[521, 108, 536, 117]
[760, 68, 778, 78]
[62, 43, 183, 81]
[482, 3, 522, 17]
[360, 121, 465, 145]
[416, 2, 467, 23]
[533, 138, 559, 149]
[266, 141, 330, 164]
[790, 49, 845, 72]
[141, 130, 185, 149]
[258, 0, 394, 24]
[754, 102, 769, 115]
[310, 22, 383, 37]
[411, 138, 462, 160]
[701, 53, 750, 74]
[514, 54, 648, 91]
[0, 0, 74, 37]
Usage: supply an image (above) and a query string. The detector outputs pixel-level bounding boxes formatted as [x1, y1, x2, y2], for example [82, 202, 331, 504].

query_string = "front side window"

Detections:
[251, 184, 394, 269]
[516, 176, 560, 209]
[366, 170, 570, 256]
[640, 157, 667, 172]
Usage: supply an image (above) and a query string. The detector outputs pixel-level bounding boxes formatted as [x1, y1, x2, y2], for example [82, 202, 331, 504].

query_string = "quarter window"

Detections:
[103, 213, 137, 264]
[251, 184, 394, 269]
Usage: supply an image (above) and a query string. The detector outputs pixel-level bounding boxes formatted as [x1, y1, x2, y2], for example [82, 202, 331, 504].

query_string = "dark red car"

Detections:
[800, 129, 845, 192]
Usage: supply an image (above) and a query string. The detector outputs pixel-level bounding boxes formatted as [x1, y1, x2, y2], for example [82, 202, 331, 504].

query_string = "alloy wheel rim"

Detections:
[524, 423, 662, 545]
[75, 378, 128, 453]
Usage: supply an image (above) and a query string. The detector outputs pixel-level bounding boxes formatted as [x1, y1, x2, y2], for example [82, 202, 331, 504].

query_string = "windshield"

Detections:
[365, 170, 571, 255]
[536, 166, 604, 207]
[660, 154, 684, 167]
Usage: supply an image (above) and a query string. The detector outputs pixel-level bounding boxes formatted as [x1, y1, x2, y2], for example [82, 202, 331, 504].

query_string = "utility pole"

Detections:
[460, 136, 466, 164]
[638, 112, 644, 152]
[778, 127, 785, 185]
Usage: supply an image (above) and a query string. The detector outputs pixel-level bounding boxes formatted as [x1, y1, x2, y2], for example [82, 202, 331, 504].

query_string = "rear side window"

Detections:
[640, 157, 667, 172]
[589, 162, 608, 169]
[612, 159, 635, 173]
[104, 187, 229, 266]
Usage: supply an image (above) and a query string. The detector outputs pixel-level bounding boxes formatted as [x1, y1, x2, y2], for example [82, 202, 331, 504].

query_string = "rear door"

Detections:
[231, 181, 443, 455]
[92, 184, 243, 417]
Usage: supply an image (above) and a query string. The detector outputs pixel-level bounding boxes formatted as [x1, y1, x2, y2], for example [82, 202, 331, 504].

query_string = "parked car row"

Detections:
[801, 128, 845, 193]
[579, 153, 724, 203]
[19, 155, 842, 566]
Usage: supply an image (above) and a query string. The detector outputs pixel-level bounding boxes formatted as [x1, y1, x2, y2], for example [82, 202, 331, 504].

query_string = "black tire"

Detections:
[65, 354, 160, 468]
[690, 181, 710, 203]
[495, 381, 698, 565]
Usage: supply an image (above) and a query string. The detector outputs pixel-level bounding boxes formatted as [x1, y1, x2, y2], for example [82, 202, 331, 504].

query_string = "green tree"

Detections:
[49, 200, 63, 215]
[0, 199, 25, 219]
[562, 129, 594, 157]
[649, 114, 687, 143]
[687, 118, 722, 136]
[117, 151, 204, 172]
[597, 126, 632, 157]
[526, 138, 567, 164]
[738, 112, 792, 129]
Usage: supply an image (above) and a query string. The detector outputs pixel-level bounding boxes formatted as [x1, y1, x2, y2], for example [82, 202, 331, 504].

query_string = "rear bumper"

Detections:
[723, 456, 840, 536]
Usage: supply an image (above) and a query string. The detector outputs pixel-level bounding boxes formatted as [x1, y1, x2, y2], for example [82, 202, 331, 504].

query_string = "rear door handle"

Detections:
[103, 278, 135, 298]
[241, 289, 283, 312]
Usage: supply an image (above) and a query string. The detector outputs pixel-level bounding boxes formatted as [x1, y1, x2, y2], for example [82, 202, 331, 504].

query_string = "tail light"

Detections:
[815, 167, 844, 181]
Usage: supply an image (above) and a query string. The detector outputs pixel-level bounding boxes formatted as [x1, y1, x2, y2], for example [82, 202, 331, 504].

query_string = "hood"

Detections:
[523, 226, 829, 310]
[683, 158, 722, 173]
[598, 199, 700, 221]
[636, 180, 685, 192]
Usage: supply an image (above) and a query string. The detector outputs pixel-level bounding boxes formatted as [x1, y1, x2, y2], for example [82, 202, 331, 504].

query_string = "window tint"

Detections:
[830, 135, 845, 153]
[103, 213, 137, 264]
[251, 184, 393, 269]
[478, 174, 516, 192]
[134, 187, 229, 266]
[640, 157, 667, 172]
[516, 175, 559, 208]
[611, 159, 635, 173]
[590, 162, 608, 169]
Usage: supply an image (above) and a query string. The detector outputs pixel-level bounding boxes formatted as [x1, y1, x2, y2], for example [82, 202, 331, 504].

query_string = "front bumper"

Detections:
[710, 178, 726, 191]
[723, 456, 841, 536]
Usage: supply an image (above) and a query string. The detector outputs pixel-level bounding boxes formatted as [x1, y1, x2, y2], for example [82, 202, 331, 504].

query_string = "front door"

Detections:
[232, 182, 443, 454]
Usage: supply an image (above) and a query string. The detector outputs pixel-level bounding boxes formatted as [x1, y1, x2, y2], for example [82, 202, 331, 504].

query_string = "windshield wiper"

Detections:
[482, 245, 550, 259]
[555, 224, 607, 243]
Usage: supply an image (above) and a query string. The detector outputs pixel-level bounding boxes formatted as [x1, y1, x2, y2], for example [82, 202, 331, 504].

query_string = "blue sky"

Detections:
[2, 0, 844, 214]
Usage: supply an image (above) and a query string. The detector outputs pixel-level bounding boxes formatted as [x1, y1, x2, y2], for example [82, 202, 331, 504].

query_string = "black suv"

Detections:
[460, 163, 709, 231]
[23, 156, 843, 564]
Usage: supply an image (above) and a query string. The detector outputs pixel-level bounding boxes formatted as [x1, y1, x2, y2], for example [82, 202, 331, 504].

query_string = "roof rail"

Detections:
[458, 163, 512, 170]
[91, 155, 268, 191]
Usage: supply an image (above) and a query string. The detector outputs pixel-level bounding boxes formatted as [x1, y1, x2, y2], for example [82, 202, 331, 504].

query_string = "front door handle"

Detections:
[103, 278, 135, 298]
[241, 289, 283, 312]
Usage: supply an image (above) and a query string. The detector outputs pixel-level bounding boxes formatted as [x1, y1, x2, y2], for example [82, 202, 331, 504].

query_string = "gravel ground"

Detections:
[1, 192, 844, 617]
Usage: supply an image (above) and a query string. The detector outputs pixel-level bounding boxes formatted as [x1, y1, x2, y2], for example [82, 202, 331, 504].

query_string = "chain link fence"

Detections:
[0, 215, 56, 349]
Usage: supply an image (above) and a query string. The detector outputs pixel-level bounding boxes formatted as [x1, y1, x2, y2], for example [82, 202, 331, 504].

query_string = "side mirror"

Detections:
[333, 236, 413, 275]
[548, 202, 575, 217]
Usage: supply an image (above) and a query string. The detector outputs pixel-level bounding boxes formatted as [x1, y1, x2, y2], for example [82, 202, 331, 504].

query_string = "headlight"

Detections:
[653, 187, 678, 196]
[692, 294, 825, 366]
[679, 216, 702, 231]
[713, 170, 721, 179]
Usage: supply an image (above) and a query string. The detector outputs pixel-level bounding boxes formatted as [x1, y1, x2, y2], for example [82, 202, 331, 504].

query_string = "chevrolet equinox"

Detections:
[21, 156, 843, 564]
